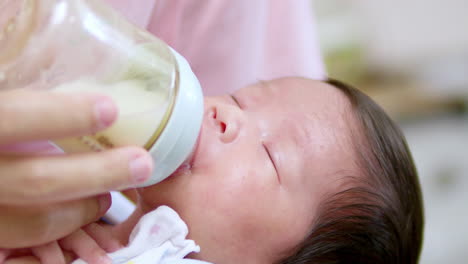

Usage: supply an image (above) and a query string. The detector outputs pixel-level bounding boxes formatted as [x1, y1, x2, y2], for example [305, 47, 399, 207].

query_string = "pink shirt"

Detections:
[105, 0, 326, 95]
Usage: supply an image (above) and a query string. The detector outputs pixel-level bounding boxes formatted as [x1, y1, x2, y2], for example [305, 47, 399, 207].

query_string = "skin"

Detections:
[0, 90, 153, 249]
[133, 77, 359, 263]
[4, 77, 359, 264]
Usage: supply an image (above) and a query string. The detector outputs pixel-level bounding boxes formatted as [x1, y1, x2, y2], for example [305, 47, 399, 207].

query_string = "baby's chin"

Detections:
[136, 165, 193, 212]
[135, 136, 205, 213]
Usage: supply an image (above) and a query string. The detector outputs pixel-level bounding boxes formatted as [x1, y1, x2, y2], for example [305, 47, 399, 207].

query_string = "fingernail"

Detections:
[98, 193, 112, 216]
[94, 97, 118, 130]
[129, 153, 153, 184]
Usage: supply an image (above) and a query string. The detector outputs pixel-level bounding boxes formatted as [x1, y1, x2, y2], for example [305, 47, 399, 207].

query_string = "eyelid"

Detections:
[263, 143, 281, 184]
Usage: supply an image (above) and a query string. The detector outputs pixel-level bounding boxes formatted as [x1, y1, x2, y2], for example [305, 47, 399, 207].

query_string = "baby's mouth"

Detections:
[186, 134, 201, 168]
[170, 127, 201, 177]
[170, 106, 213, 177]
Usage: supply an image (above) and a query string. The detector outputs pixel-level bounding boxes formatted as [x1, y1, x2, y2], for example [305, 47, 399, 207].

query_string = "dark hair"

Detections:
[277, 79, 424, 264]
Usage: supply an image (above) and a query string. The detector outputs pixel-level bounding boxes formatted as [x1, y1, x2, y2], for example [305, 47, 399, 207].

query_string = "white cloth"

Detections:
[73, 206, 212, 264]
[103, 192, 137, 224]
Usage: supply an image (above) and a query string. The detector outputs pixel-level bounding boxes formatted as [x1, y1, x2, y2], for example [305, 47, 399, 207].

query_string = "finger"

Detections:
[63, 251, 76, 264]
[0, 195, 110, 249]
[0, 249, 11, 263]
[0, 141, 61, 155]
[121, 189, 138, 204]
[0, 90, 117, 145]
[83, 223, 122, 253]
[3, 249, 31, 259]
[59, 230, 111, 264]
[31, 242, 65, 264]
[0, 147, 152, 205]
[4, 256, 40, 264]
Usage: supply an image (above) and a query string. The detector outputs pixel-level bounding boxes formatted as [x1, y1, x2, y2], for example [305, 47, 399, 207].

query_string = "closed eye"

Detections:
[263, 144, 281, 184]
[230, 95, 242, 109]
[231, 95, 280, 183]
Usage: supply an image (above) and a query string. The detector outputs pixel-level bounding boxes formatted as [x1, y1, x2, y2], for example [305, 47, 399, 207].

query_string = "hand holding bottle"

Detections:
[0, 0, 200, 249]
[0, 89, 153, 249]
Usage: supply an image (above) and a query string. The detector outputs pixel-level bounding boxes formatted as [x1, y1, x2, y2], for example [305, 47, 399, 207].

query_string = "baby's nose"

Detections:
[211, 104, 242, 143]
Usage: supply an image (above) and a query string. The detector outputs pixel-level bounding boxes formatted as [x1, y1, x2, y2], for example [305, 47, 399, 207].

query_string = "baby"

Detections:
[19, 77, 424, 264]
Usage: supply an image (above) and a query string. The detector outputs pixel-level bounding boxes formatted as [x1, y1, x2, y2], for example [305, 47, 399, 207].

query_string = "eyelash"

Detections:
[231, 95, 280, 182]
[230, 95, 241, 109]
[263, 143, 280, 184]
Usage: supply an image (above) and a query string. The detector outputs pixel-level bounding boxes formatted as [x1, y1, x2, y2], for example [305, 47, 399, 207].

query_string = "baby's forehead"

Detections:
[244, 77, 353, 123]
[243, 77, 359, 178]
[241, 77, 350, 105]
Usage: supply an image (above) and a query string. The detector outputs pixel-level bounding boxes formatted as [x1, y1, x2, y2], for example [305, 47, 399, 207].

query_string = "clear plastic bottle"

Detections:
[0, 0, 204, 186]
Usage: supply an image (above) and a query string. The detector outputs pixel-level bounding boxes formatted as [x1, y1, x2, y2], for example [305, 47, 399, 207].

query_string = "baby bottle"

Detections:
[0, 0, 204, 187]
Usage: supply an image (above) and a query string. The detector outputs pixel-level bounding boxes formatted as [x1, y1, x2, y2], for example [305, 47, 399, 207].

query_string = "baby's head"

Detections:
[138, 77, 424, 264]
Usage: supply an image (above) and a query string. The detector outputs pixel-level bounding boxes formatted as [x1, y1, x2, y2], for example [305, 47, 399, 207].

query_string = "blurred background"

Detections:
[311, 0, 468, 263]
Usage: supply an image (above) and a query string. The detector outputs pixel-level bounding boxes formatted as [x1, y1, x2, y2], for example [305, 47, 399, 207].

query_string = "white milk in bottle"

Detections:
[0, 0, 203, 186]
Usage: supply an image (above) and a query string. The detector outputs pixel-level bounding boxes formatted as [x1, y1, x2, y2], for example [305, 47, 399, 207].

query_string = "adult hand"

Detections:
[0, 89, 153, 248]
[1, 221, 122, 264]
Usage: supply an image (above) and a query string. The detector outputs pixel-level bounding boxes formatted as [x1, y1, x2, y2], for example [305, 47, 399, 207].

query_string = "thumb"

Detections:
[0, 194, 110, 249]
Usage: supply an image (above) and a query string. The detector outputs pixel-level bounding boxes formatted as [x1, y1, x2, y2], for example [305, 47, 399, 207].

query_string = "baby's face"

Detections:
[138, 77, 358, 263]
